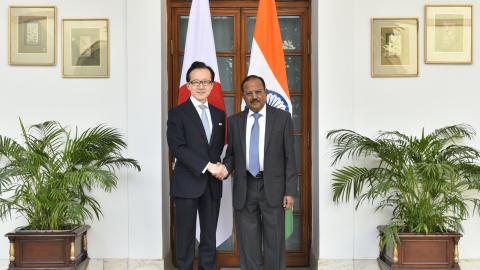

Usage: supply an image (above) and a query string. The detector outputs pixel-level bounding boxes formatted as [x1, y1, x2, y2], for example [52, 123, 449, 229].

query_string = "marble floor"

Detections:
[315, 259, 480, 270]
[2, 259, 480, 270]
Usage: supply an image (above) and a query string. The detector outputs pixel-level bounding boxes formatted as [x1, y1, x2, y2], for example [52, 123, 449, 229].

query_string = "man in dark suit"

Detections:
[167, 61, 226, 270]
[222, 75, 297, 270]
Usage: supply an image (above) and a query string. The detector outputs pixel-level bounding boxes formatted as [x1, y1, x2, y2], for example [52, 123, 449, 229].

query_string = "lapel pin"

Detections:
[219, 123, 223, 126]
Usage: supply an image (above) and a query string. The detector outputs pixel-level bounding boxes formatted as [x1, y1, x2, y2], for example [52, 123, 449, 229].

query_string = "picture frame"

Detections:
[9, 6, 56, 66]
[371, 18, 419, 77]
[425, 5, 473, 64]
[62, 19, 110, 78]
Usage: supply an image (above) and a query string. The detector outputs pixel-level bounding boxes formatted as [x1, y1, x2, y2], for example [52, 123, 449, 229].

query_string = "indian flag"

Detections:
[246, 0, 294, 239]
[178, 0, 233, 247]
[245, 0, 292, 116]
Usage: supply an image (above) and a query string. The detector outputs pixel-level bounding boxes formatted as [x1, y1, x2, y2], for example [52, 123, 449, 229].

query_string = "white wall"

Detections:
[0, 0, 165, 260]
[316, 0, 480, 261]
[315, 0, 355, 260]
[2, 0, 480, 264]
[126, 0, 165, 259]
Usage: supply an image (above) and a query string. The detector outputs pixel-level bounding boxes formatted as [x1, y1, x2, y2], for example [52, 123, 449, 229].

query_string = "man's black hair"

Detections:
[240, 75, 266, 92]
[186, 61, 215, 82]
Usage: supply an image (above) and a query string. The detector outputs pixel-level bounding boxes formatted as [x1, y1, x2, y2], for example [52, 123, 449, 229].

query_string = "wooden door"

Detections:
[168, 0, 311, 267]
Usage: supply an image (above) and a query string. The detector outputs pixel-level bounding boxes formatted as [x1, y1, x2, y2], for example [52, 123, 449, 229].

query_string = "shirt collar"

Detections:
[190, 96, 209, 108]
[248, 104, 266, 118]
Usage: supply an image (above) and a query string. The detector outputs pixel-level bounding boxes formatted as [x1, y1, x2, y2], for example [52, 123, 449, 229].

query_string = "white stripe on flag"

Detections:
[245, 39, 293, 115]
[179, 0, 232, 247]
[179, 0, 220, 86]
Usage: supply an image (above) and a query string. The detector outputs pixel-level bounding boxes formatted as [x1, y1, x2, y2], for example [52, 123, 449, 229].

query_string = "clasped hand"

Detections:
[207, 162, 228, 180]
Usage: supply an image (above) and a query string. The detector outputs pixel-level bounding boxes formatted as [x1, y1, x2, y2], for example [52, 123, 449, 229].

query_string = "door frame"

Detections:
[166, 0, 312, 267]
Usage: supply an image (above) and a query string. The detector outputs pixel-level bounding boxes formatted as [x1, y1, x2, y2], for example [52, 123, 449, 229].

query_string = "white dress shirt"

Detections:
[246, 104, 266, 172]
[190, 96, 213, 134]
[190, 96, 213, 173]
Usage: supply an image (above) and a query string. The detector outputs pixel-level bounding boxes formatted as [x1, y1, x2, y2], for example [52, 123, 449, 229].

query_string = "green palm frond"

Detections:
[431, 124, 475, 141]
[326, 129, 379, 165]
[327, 124, 480, 247]
[331, 166, 370, 203]
[0, 119, 140, 230]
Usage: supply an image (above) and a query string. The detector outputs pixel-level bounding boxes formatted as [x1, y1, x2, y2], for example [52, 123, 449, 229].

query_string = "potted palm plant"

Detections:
[0, 120, 140, 270]
[327, 124, 480, 270]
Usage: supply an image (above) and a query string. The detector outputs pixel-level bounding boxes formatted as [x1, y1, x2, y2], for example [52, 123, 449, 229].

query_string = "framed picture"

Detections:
[9, 6, 56, 66]
[371, 18, 419, 77]
[62, 19, 109, 78]
[425, 5, 473, 64]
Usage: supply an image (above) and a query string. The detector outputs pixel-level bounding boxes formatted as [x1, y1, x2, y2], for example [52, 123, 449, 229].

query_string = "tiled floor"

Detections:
[2, 259, 479, 270]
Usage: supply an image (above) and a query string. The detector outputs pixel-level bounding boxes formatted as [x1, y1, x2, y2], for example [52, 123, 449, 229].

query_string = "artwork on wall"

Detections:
[62, 19, 109, 78]
[371, 18, 419, 77]
[9, 6, 56, 66]
[425, 5, 473, 64]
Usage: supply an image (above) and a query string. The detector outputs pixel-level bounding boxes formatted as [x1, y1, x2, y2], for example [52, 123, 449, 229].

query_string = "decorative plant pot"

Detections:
[377, 226, 462, 270]
[5, 225, 90, 270]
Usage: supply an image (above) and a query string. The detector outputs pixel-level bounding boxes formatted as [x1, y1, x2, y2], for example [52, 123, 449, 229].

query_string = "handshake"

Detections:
[207, 162, 229, 180]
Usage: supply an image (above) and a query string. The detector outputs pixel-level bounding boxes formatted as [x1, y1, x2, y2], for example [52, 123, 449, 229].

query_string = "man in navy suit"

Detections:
[167, 61, 226, 270]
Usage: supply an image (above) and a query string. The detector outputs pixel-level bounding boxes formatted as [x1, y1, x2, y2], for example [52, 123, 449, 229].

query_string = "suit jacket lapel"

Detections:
[185, 99, 208, 143]
[264, 105, 276, 154]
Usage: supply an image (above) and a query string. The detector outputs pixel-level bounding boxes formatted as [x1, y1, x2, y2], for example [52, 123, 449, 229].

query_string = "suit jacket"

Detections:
[167, 99, 226, 199]
[224, 105, 297, 209]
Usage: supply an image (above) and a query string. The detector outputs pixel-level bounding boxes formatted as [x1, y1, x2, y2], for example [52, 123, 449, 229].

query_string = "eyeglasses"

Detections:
[189, 80, 213, 87]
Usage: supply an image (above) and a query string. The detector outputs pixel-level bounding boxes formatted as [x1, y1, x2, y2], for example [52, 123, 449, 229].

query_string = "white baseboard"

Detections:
[311, 258, 480, 270]
[92, 259, 166, 270]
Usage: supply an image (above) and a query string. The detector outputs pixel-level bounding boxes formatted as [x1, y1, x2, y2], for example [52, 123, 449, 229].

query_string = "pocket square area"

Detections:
[218, 123, 223, 126]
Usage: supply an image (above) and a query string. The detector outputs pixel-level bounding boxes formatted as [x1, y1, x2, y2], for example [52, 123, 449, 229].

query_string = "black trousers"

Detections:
[234, 175, 286, 270]
[175, 183, 220, 270]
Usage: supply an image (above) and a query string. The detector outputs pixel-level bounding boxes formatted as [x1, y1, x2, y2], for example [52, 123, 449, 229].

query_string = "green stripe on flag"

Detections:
[285, 208, 293, 240]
